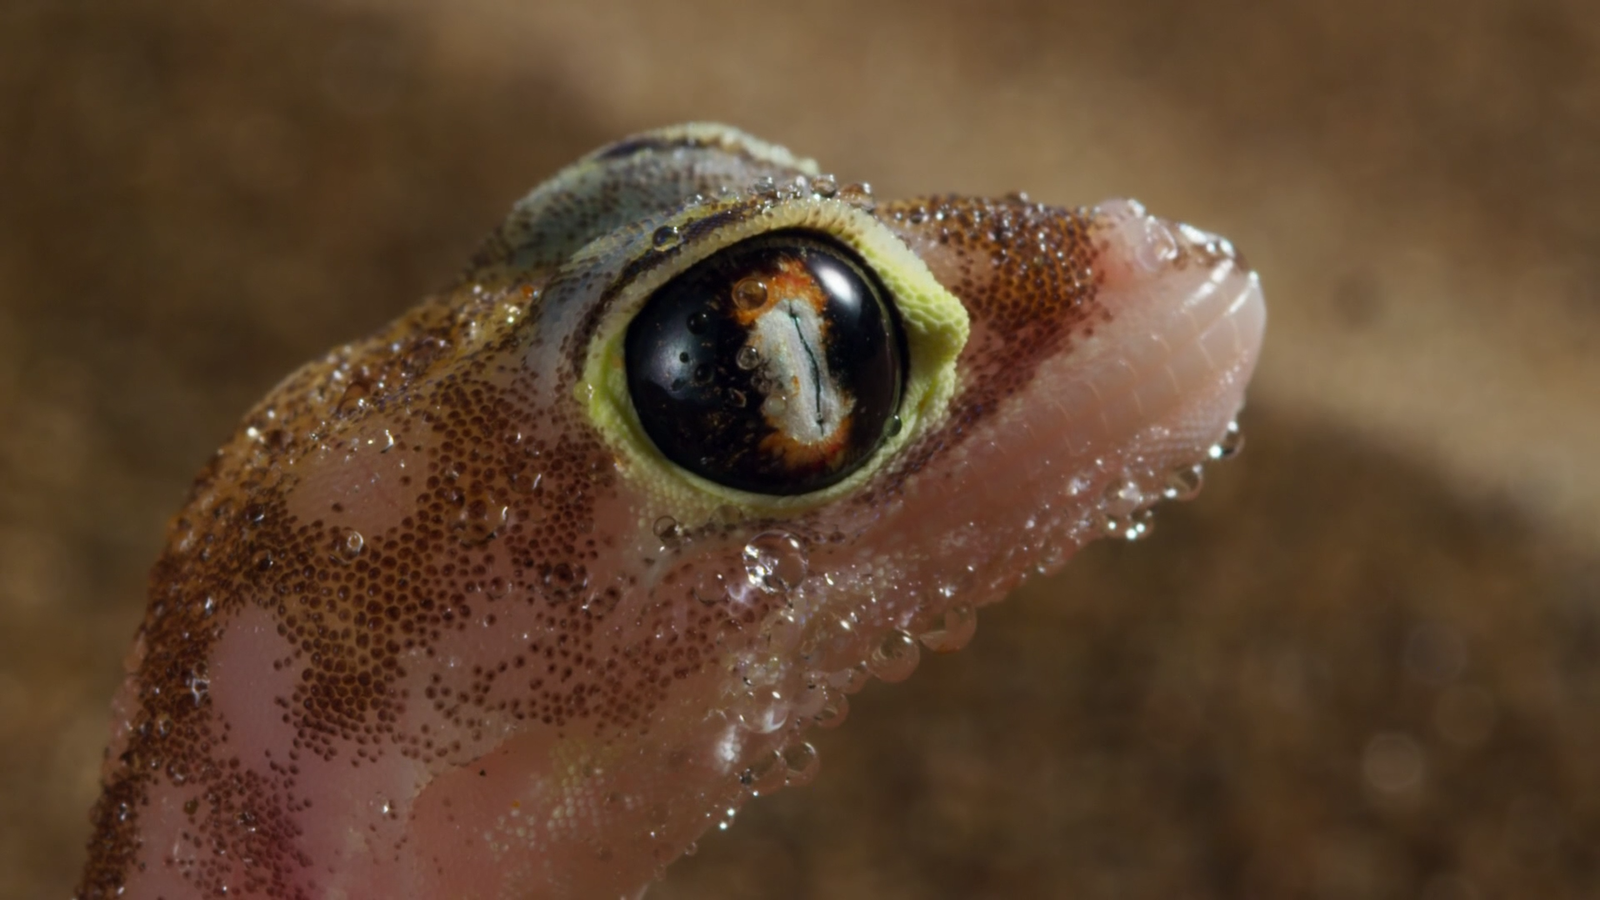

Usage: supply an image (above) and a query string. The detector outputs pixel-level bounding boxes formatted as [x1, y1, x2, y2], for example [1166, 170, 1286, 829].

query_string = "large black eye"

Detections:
[624, 230, 905, 495]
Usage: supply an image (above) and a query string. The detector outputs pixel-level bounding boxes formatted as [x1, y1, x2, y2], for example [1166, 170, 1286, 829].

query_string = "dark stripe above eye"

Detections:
[591, 135, 692, 162]
[590, 131, 778, 167]
[565, 202, 764, 381]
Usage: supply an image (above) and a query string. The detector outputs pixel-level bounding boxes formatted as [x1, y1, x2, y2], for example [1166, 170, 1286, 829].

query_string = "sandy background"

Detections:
[3, 0, 1598, 897]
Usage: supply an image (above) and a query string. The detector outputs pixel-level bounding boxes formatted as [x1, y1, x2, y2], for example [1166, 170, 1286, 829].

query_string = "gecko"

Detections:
[75, 124, 1265, 899]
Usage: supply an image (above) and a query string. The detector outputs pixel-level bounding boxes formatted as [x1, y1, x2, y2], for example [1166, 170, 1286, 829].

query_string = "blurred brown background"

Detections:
[3, 0, 1598, 897]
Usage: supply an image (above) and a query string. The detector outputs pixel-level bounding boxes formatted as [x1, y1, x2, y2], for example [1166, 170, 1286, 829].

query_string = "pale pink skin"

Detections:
[78, 128, 1264, 900]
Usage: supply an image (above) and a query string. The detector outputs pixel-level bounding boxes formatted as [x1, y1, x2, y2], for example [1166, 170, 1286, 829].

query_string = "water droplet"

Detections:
[1133, 216, 1181, 272]
[455, 493, 508, 546]
[814, 690, 849, 729]
[780, 741, 819, 786]
[166, 759, 189, 785]
[336, 380, 370, 414]
[340, 529, 365, 559]
[826, 660, 870, 694]
[741, 749, 786, 795]
[734, 649, 784, 687]
[182, 798, 199, 816]
[188, 672, 211, 707]
[763, 606, 803, 653]
[685, 310, 710, 334]
[868, 629, 920, 682]
[691, 363, 713, 386]
[919, 605, 977, 653]
[812, 174, 838, 197]
[508, 466, 543, 495]
[1005, 190, 1031, 204]
[153, 713, 174, 738]
[733, 278, 768, 311]
[734, 690, 788, 734]
[1105, 508, 1155, 541]
[788, 672, 827, 718]
[690, 566, 733, 606]
[728, 388, 747, 409]
[200, 595, 217, 617]
[1103, 477, 1145, 516]
[652, 516, 681, 545]
[885, 415, 902, 437]
[543, 563, 588, 594]
[651, 225, 680, 248]
[743, 531, 808, 592]
[1208, 420, 1244, 460]
[1163, 465, 1204, 501]
[735, 345, 762, 370]
[751, 176, 777, 196]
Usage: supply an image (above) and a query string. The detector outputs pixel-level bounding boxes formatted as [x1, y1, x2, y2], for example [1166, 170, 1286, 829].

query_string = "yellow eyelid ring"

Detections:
[580, 195, 971, 520]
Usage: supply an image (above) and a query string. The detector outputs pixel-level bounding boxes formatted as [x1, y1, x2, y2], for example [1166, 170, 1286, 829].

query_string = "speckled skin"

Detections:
[76, 124, 1263, 899]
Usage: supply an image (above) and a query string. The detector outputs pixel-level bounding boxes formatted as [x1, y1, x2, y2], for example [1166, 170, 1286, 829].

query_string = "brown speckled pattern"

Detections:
[78, 286, 535, 895]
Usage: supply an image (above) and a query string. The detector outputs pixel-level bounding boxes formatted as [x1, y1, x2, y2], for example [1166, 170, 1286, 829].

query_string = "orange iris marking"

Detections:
[760, 412, 855, 472]
[730, 257, 827, 326]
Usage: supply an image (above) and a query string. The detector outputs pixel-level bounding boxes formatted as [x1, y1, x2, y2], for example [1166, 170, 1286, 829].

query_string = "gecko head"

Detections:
[80, 124, 1263, 900]
[387, 130, 1266, 893]
[557, 168, 1266, 689]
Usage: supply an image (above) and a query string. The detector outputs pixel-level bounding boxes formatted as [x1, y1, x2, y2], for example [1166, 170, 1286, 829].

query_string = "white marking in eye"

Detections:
[749, 298, 846, 444]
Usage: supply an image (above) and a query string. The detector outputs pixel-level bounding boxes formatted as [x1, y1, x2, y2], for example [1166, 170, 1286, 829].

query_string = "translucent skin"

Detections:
[76, 126, 1265, 899]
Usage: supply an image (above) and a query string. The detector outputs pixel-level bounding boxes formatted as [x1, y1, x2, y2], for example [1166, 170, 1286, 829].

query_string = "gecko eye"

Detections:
[624, 230, 906, 496]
